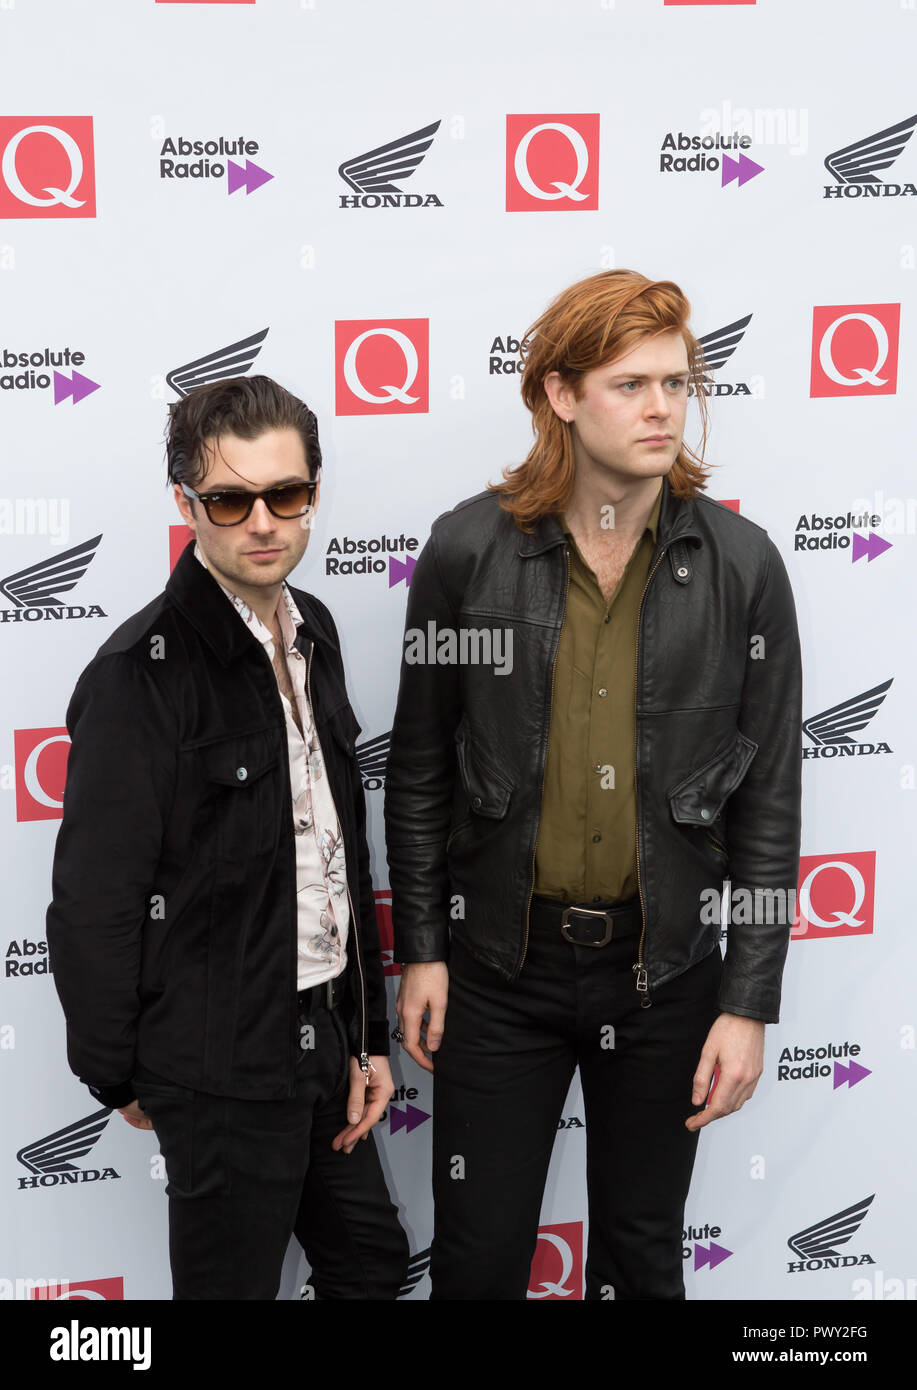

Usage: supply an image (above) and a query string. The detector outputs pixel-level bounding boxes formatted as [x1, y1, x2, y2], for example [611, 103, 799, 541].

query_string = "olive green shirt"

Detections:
[533, 486, 662, 903]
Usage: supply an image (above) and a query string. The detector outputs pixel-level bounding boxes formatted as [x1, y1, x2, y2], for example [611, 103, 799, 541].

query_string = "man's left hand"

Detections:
[332, 1055, 395, 1155]
[685, 1013, 765, 1131]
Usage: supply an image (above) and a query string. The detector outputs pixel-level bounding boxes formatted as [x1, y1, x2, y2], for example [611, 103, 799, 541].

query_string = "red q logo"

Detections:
[374, 889, 401, 977]
[792, 851, 876, 940]
[14, 728, 70, 822]
[506, 115, 599, 211]
[335, 319, 429, 416]
[810, 305, 899, 398]
[0, 118, 96, 219]
[30, 1277, 124, 1301]
[526, 1221, 584, 1300]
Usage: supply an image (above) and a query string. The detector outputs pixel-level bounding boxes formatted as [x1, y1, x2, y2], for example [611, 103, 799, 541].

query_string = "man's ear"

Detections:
[543, 371, 575, 421]
[173, 483, 197, 534]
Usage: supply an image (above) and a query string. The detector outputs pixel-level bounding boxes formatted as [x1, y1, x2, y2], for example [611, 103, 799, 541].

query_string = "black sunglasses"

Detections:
[181, 479, 318, 527]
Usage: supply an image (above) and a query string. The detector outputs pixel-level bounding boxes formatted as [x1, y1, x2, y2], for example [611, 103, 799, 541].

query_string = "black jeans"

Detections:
[430, 910, 723, 1300]
[134, 999, 408, 1300]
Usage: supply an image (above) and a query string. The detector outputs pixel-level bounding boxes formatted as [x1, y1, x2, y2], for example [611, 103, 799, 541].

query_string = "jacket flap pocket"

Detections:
[455, 726, 512, 819]
[198, 732, 281, 789]
[668, 731, 758, 826]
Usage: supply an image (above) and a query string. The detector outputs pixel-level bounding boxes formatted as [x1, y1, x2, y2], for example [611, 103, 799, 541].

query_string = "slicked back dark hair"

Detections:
[165, 375, 322, 488]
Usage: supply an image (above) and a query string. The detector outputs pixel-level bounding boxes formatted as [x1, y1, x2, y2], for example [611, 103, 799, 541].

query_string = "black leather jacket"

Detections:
[384, 478, 802, 1023]
[47, 541, 389, 1103]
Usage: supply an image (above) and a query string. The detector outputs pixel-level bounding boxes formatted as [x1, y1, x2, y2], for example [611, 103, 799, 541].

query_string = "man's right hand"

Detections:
[396, 962, 449, 1073]
[117, 1100, 153, 1131]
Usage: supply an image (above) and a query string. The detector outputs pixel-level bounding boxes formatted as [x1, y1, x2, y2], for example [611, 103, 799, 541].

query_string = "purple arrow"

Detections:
[389, 554, 417, 588]
[722, 153, 764, 188]
[852, 531, 892, 564]
[833, 1059, 872, 1089]
[694, 1240, 733, 1271]
[389, 1102, 429, 1134]
[227, 159, 273, 196]
[53, 370, 101, 405]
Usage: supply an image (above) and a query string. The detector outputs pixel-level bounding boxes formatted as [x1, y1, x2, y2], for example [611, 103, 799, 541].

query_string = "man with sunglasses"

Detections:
[47, 375, 408, 1300]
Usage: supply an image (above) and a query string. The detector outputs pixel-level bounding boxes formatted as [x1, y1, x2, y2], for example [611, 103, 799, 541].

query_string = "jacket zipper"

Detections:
[633, 545, 668, 1008]
[521, 544, 570, 972]
[304, 644, 369, 1078]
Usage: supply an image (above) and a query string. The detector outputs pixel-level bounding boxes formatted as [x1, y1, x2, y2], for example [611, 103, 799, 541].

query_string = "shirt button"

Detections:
[598, 688, 607, 698]
[592, 896, 602, 903]
[593, 764, 603, 774]
[592, 833, 601, 843]
[236, 767, 248, 782]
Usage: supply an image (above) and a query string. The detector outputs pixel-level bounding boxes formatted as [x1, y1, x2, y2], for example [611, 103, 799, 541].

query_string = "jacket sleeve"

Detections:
[384, 529, 462, 964]
[719, 538, 803, 1023]
[46, 652, 177, 1099]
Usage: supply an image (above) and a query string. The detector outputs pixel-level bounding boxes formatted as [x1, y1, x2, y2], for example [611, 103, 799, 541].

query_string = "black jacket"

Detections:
[47, 541, 389, 1104]
[384, 478, 802, 1023]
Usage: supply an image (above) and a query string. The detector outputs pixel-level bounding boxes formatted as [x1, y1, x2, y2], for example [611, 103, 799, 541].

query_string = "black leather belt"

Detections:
[532, 895, 642, 947]
[296, 974, 344, 1018]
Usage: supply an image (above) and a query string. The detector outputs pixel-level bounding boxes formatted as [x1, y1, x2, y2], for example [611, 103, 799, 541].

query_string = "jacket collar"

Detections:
[517, 474, 700, 557]
[165, 539, 338, 667]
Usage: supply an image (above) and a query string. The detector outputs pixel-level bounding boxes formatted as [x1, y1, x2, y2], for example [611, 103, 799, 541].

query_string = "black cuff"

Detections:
[86, 1080, 136, 1110]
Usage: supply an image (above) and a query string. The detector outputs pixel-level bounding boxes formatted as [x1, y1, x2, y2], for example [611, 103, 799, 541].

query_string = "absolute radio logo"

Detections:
[385, 1087, 430, 1136]
[167, 327, 268, 397]
[793, 505, 891, 563]
[684, 1220, 732, 1271]
[0, 535, 105, 625]
[5, 937, 52, 979]
[659, 126, 763, 186]
[488, 333, 523, 377]
[334, 319, 429, 415]
[691, 314, 756, 397]
[792, 852, 876, 941]
[802, 679, 893, 760]
[14, 727, 70, 822]
[810, 303, 900, 398]
[0, 346, 100, 403]
[324, 533, 419, 582]
[339, 120, 443, 209]
[776, 1039, 871, 1088]
[506, 116, 599, 211]
[0, 118, 96, 219]
[823, 113, 916, 200]
[527, 1223, 584, 1300]
[16, 1108, 120, 1191]
[786, 1195, 875, 1274]
[158, 132, 272, 194]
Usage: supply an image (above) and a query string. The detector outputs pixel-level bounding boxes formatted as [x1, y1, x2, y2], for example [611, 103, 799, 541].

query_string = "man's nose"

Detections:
[246, 497, 276, 531]
[644, 383, 671, 417]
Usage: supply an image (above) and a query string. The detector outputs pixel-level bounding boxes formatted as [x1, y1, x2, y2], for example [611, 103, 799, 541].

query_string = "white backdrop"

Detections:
[1, 0, 915, 1303]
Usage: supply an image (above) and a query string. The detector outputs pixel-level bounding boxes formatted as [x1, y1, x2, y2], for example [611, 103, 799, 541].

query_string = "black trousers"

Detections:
[134, 998, 408, 1300]
[430, 909, 723, 1300]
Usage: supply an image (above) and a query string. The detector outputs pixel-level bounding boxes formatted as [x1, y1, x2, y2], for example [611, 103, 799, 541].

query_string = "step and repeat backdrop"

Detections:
[1, 0, 915, 1303]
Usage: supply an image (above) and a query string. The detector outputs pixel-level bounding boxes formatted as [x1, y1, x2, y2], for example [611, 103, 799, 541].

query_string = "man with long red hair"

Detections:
[385, 269, 802, 1299]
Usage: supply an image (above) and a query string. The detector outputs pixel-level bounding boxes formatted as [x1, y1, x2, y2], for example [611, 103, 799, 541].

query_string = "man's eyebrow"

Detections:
[606, 369, 690, 381]
[201, 475, 311, 491]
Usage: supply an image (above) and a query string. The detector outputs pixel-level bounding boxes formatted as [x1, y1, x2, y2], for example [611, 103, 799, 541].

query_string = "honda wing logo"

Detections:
[166, 327, 269, 397]
[0, 534, 101, 609]
[16, 1108, 122, 1190]
[803, 678, 892, 749]
[825, 114, 917, 186]
[397, 1247, 431, 1299]
[787, 1195, 875, 1271]
[339, 120, 440, 195]
[695, 314, 752, 374]
[356, 731, 390, 789]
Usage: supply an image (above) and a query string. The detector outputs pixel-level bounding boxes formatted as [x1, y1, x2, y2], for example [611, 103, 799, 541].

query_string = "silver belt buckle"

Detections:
[561, 905, 614, 948]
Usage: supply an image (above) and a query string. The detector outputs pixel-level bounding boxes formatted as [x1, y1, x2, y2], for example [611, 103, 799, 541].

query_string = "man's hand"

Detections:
[396, 961, 449, 1073]
[332, 1055, 395, 1155]
[117, 1100, 153, 1131]
[685, 1013, 765, 1131]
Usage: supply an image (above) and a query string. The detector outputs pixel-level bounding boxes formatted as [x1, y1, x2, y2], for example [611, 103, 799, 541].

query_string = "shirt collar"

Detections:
[194, 543, 303, 652]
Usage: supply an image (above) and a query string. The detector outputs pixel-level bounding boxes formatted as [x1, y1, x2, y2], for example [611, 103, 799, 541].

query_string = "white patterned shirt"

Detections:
[195, 546, 348, 989]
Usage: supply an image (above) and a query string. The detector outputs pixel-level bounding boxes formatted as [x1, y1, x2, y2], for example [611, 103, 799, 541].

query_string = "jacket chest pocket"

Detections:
[197, 731, 283, 861]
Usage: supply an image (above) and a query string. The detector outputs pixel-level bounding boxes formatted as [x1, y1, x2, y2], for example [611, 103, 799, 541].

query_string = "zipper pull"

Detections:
[360, 1051, 371, 1080]
[633, 964, 653, 1009]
